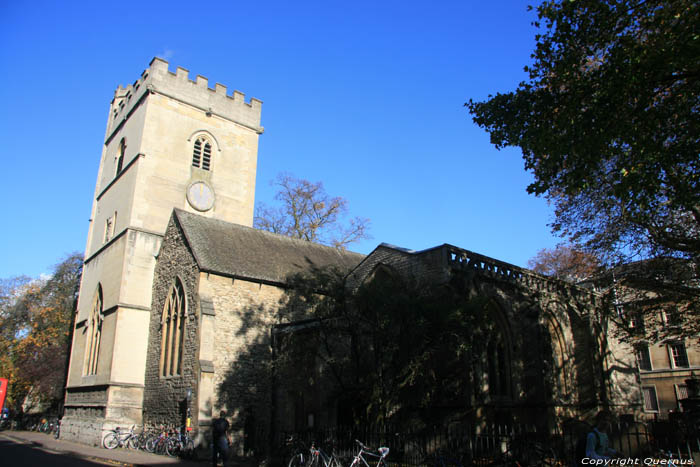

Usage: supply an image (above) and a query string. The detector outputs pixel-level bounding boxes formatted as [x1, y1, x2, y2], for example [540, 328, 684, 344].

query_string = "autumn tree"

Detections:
[528, 244, 600, 282]
[254, 173, 370, 250]
[0, 276, 32, 411]
[467, 0, 699, 339]
[0, 253, 82, 413]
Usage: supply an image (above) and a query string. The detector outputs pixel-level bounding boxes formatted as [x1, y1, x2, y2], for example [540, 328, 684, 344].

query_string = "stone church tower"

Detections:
[62, 57, 263, 444]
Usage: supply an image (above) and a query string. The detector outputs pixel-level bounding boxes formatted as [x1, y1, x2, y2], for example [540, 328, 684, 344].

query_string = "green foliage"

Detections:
[467, 0, 699, 263]
[276, 265, 486, 427]
[467, 0, 699, 340]
[0, 253, 82, 412]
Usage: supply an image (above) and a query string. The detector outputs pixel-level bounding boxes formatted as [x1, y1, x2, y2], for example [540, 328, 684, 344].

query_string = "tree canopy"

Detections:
[254, 173, 370, 250]
[0, 253, 82, 413]
[528, 244, 600, 282]
[467, 0, 699, 264]
[468, 0, 699, 340]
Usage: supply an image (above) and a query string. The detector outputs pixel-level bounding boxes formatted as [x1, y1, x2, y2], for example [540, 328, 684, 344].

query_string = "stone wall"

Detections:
[304, 243, 638, 431]
[143, 216, 201, 427]
[198, 273, 289, 454]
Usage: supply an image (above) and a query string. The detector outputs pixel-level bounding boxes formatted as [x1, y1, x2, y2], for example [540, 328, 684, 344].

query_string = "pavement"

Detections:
[0, 430, 206, 466]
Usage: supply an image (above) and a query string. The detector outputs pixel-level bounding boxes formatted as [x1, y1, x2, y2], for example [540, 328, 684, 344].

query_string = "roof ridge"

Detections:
[173, 208, 364, 258]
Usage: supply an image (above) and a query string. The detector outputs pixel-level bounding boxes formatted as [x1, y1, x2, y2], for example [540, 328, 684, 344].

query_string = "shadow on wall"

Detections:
[215, 300, 278, 457]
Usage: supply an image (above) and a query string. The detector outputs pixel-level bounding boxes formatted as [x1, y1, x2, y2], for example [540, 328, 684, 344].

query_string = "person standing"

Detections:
[585, 411, 619, 460]
[212, 410, 231, 467]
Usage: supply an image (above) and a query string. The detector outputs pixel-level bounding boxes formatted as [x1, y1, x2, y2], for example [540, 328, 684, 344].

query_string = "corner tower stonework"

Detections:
[62, 58, 263, 444]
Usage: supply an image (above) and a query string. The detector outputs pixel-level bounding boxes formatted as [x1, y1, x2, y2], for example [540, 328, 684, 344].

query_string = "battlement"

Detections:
[107, 57, 263, 140]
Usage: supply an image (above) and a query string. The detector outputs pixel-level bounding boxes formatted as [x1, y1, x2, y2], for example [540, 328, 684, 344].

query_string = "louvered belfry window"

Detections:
[192, 137, 212, 171]
[160, 279, 186, 377]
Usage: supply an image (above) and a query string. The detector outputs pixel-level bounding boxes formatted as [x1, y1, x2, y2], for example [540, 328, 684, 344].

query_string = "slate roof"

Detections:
[173, 209, 365, 285]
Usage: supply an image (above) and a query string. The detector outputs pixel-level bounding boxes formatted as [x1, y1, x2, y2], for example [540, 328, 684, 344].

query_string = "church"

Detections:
[61, 58, 641, 448]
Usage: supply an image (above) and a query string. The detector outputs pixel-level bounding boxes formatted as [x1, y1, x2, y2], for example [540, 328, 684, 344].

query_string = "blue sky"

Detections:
[0, 0, 558, 279]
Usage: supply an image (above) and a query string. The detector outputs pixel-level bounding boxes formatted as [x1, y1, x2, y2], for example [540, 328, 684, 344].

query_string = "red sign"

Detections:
[0, 378, 7, 412]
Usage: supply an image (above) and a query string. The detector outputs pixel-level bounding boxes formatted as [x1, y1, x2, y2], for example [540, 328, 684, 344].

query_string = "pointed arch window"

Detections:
[160, 279, 186, 377]
[84, 285, 103, 375]
[483, 304, 512, 399]
[487, 331, 510, 397]
[192, 136, 212, 171]
[116, 138, 126, 176]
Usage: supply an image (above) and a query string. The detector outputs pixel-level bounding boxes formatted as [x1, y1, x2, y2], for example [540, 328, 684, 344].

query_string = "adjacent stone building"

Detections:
[62, 58, 642, 447]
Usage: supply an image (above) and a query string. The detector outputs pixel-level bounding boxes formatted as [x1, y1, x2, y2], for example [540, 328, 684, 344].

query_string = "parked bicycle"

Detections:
[144, 426, 173, 455]
[287, 436, 313, 467]
[103, 425, 140, 450]
[166, 428, 196, 459]
[307, 441, 343, 467]
[350, 439, 389, 467]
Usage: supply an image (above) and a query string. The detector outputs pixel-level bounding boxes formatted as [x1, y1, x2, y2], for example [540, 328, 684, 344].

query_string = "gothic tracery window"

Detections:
[192, 136, 212, 171]
[484, 304, 511, 399]
[160, 279, 186, 377]
[84, 285, 103, 375]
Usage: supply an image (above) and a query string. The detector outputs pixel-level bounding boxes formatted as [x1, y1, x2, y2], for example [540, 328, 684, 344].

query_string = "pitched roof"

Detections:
[173, 209, 365, 285]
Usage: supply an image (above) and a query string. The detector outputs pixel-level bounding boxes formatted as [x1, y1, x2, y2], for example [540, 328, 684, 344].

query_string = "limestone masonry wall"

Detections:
[107, 57, 263, 140]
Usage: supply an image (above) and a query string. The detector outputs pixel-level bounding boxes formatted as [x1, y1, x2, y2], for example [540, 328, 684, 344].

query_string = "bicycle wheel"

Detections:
[126, 434, 140, 450]
[166, 437, 182, 457]
[155, 437, 168, 455]
[182, 438, 195, 459]
[144, 436, 157, 453]
[289, 452, 306, 467]
[103, 432, 120, 449]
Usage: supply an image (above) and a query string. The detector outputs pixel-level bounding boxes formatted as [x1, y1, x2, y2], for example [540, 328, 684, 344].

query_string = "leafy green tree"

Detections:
[255, 173, 370, 250]
[467, 0, 699, 339]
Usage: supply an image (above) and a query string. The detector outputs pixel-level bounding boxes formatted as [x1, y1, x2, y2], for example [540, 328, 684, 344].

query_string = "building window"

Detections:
[115, 138, 125, 176]
[676, 384, 688, 410]
[84, 286, 103, 375]
[192, 137, 212, 171]
[669, 342, 690, 368]
[484, 309, 511, 399]
[487, 336, 509, 397]
[661, 309, 682, 328]
[104, 212, 117, 243]
[642, 386, 659, 412]
[636, 344, 652, 371]
[160, 279, 186, 377]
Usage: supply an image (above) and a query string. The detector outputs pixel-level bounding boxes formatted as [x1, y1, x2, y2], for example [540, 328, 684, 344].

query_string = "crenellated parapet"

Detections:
[106, 57, 263, 140]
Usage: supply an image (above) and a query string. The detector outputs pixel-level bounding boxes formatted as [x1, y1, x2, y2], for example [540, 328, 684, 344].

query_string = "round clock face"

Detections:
[187, 181, 215, 212]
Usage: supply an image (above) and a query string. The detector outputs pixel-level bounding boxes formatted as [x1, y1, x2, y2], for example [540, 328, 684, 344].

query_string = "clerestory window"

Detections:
[160, 279, 186, 377]
[84, 285, 103, 375]
[192, 137, 212, 171]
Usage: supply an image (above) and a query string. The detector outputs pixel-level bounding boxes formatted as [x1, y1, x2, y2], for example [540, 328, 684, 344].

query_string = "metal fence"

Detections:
[269, 421, 700, 466]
